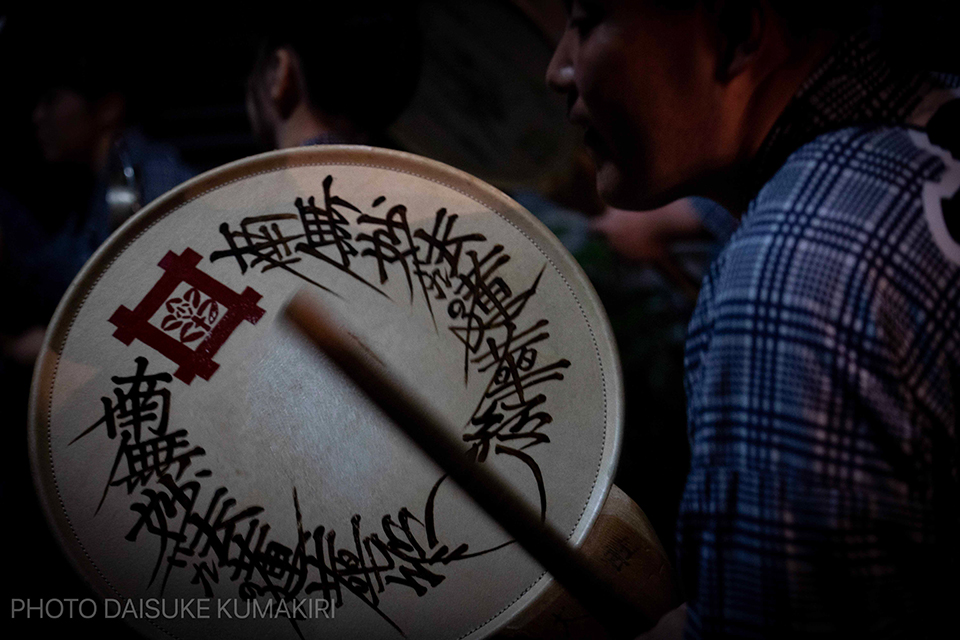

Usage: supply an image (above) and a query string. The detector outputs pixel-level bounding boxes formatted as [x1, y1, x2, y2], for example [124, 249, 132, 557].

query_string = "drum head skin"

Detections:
[29, 146, 622, 640]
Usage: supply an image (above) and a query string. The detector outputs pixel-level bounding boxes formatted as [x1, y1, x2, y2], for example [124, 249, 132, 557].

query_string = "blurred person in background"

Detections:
[245, 2, 421, 151]
[0, 17, 192, 636]
[592, 198, 737, 272]
[513, 177, 736, 563]
[1, 18, 194, 371]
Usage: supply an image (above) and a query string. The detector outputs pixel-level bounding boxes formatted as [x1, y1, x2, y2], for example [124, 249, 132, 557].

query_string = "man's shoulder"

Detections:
[700, 123, 959, 347]
[732, 123, 958, 285]
[686, 120, 960, 463]
[754, 124, 946, 227]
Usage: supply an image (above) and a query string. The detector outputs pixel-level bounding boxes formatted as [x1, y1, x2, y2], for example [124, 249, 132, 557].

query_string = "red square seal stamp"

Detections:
[109, 248, 266, 384]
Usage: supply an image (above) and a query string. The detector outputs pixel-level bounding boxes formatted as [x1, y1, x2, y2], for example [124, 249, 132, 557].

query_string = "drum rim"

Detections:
[27, 144, 625, 639]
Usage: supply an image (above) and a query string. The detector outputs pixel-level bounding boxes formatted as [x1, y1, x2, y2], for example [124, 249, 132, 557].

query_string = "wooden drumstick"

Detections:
[285, 290, 657, 639]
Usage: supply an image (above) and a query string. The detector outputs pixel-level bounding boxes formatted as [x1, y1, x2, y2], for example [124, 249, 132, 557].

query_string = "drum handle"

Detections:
[500, 484, 682, 639]
[285, 290, 674, 639]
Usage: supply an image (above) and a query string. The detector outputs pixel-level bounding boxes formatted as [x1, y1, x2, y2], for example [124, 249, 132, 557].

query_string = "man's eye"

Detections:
[569, 2, 601, 37]
[571, 18, 597, 37]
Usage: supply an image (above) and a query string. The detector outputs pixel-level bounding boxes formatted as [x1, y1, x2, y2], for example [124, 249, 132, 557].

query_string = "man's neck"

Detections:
[89, 129, 120, 176]
[705, 32, 840, 215]
[276, 105, 369, 149]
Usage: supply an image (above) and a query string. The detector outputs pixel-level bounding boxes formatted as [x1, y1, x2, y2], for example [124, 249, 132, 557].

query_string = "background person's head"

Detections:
[31, 25, 135, 172]
[246, 3, 421, 150]
[33, 88, 126, 170]
[546, 0, 874, 212]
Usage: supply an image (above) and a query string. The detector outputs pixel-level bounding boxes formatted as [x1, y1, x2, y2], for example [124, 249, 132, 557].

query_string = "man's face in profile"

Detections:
[547, 1, 722, 210]
[33, 88, 101, 165]
[246, 57, 280, 151]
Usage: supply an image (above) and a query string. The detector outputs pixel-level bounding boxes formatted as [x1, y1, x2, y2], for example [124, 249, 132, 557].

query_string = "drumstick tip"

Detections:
[284, 289, 340, 349]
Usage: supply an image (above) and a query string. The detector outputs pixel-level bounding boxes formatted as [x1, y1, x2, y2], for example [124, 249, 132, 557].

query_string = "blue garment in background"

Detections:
[0, 129, 194, 327]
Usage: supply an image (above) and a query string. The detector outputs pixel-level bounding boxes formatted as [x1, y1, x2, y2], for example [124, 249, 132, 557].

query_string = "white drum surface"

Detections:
[29, 146, 622, 640]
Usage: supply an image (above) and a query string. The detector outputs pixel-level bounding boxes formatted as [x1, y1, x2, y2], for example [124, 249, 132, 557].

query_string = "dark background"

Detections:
[1, 2, 958, 638]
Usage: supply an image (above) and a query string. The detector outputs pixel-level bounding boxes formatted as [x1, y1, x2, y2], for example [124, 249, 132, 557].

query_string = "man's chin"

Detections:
[595, 163, 671, 212]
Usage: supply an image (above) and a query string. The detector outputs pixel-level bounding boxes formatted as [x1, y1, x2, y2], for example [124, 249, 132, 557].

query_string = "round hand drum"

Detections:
[29, 146, 625, 639]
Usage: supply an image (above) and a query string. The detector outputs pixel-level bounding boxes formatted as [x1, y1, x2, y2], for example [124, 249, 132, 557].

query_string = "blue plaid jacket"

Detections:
[680, 32, 960, 639]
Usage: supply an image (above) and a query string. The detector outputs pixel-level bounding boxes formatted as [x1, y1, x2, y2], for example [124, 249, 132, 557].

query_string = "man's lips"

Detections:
[567, 101, 612, 159]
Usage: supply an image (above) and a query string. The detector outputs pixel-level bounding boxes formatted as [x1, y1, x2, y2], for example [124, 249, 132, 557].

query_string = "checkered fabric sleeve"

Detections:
[679, 122, 960, 638]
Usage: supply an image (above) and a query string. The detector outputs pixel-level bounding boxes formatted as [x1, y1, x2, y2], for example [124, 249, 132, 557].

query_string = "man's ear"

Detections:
[713, 0, 765, 82]
[269, 47, 302, 120]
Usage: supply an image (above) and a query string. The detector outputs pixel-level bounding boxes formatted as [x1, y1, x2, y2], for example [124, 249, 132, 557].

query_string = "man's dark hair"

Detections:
[665, 1, 959, 70]
[25, 14, 145, 121]
[657, 0, 877, 35]
[253, 3, 422, 130]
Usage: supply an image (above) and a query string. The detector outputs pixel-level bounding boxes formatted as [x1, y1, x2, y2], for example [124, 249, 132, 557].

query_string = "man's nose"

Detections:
[546, 30, 575, 95]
